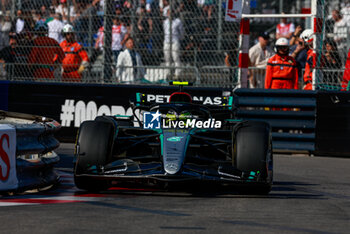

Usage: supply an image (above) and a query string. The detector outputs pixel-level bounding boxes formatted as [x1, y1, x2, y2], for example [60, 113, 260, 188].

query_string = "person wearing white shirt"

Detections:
[15, 10, 24, 34]
[56, 0, 76, 23]
[111, 17, 128, 61]
[116, 37, 144, 84]
[0, 13, 12, 49]
[163, 9, 184, 77]
[341, 3, 350, 22]
[332, 10, 349, 61]
[47, 13, 65, 43]
[248, 32, 274, 88]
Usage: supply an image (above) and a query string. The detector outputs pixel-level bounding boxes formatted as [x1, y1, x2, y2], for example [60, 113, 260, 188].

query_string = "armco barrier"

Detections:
[315, 91, 350, 156]
[0, 110, 60, 192]
[234, 89, 317, 152]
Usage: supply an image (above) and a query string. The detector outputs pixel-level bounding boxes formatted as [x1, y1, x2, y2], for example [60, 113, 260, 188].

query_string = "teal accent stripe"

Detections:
[136, 92, 141, 102]
[160, 134, 164, 155]
[228, 96, 233, 110]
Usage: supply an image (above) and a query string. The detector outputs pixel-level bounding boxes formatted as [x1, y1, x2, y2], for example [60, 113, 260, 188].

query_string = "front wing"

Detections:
[75, 159, 269, 185]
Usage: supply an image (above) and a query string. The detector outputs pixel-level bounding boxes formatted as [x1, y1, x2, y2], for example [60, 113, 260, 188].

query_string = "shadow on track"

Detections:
[71, 180, 325, 200]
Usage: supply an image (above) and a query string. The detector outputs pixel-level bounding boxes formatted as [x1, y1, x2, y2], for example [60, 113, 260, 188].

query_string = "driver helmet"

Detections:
[169, 92, 192, 103]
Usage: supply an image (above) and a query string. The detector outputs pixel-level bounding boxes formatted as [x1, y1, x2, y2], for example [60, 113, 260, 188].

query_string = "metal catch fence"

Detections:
[0, 0, 349, 90]
[0, 0, 240, 87]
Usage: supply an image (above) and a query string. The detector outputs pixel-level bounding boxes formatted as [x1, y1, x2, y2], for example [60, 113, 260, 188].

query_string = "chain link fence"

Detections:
[0, 0, 240, 88]
[0, 0, 349, 90]
[320, 0, 349, 90]
[246, 0, 349, 91]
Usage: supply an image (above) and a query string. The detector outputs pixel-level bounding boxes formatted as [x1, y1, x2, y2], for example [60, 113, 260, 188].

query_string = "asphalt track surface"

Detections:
[1, 143, 350, 234]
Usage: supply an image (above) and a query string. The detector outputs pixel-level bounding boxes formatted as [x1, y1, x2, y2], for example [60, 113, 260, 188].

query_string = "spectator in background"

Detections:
[341, 48, 350, 90]
[48, 13, 65, 43]
[50, 0, 60, 12]
[248, 32, 273, 88]
[16, 10, 36, 36]
[341, 1, 350, 22]
[112, 16, 129, 61]
[73, 0, 101, 46]
[0, 11, 4, 49]
[15, 10, 25, 34]
[116, 37, 144, 83]
[40, 5, 50, 20]
[0, 33, 18, 78]
[137, 3, 153, 64]
[0, 11, 12, 50]
[160, 0, 169, 18]
[289, 25, 303, 46]
[60, 24, 89, 82]
[45, 8, 57, 24]
[95, 16, 128, 62]
[33, 10, 45, 24]
[11, 31, 34, 79]
[265, 38, 298, 90]
[332, 9, 348, 62]
[181, 0, 201, 66]
[323, 38, 342, 88]
[163, 8, 184, 77]
[324, 39, 342, 70]
[144, 0, 152, 13]
[56, 0, 76, 23]
[325, 14, 335, 38]
[28, 22, 65, 79]
[115, 3, 126, 24]
[202, 0, 215, 21]
[224, 42, 238, 83]
[289, 25, 308, 86]
[276, 16, 295, 40]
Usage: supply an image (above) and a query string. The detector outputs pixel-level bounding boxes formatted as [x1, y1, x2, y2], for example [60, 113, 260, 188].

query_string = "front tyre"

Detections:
[74, 120, 115, 191]
[234, 121, 273, 194]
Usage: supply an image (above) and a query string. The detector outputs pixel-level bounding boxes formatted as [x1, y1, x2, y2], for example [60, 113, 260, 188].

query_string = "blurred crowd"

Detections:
[0, 0, 224, 71]
[0, 0, 349, 87]
[245, 5, 350, 90]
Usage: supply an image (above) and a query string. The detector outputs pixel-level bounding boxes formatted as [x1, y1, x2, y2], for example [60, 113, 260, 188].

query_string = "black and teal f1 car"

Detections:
[74, 83, 273, 194]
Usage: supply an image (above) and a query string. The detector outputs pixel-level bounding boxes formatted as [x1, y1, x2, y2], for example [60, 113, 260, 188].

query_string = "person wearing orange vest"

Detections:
[60, 24, 89, 82]
[28, 21, 65, 79]
[265, 37, 298, 90]
[341, 48, 350, 90]
[300, 29, 316, 90]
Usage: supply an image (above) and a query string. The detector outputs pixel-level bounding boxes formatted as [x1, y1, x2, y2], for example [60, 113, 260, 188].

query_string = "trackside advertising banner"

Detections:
[0, 124, 18, 191]
[4, 82, 229, 142]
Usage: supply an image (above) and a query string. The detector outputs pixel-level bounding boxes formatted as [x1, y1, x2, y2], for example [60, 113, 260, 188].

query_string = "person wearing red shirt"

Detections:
[60, 24, 89, 82]
[28, 22, 65, 79]
[265, 37, 298, 90]
[276, 17, 295, 40]
[341, 48, 350, 90]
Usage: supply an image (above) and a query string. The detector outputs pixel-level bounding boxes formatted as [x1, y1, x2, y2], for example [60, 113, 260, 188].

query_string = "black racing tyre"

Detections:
[95, 115, 132, 127]
[233, 121, 273, 194]
[74, 120, 115, 191]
